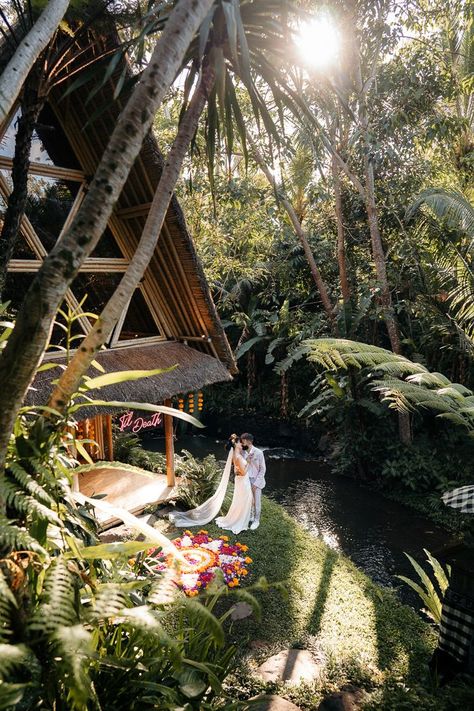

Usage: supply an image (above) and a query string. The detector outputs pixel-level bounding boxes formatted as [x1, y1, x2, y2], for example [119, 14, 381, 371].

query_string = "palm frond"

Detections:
[407, 188, 474, 238]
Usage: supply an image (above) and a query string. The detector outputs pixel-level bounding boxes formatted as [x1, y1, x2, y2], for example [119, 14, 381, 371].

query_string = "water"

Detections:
[142, 433, 451, 605]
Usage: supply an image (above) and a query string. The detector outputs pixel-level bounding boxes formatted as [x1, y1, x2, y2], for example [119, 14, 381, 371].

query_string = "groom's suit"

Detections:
[243, 446, 266, 523]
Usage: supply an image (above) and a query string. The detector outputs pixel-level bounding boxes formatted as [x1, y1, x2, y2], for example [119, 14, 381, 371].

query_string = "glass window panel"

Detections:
[24, 175, 80, 252]
[33, 103, 81, 170]
[90, 226, 124, 258]
[0, 109, 20, 159]
[0, 193, 37, 258]
[71, 273, 123, 323]
[1, 104, 81, 169]
[119, 288, 160, 340]
[2, 273, 86, 349]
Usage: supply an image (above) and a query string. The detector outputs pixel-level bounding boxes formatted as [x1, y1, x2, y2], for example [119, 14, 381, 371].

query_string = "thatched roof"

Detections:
[0, 17, 238, 410]
[27, 341, 231, 418]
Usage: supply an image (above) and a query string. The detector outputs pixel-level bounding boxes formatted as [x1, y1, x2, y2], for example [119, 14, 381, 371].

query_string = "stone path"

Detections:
[256, 649, 322, 685]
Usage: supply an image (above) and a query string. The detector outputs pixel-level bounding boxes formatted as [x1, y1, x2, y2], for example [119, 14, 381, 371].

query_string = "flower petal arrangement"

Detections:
[147, 530, 252, 596]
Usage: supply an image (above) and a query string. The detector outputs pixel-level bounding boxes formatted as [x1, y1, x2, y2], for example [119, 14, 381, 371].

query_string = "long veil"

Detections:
[169, 449, 233, 527]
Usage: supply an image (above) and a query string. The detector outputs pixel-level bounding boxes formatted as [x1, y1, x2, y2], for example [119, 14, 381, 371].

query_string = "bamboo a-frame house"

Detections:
[0, 24, 235, 509]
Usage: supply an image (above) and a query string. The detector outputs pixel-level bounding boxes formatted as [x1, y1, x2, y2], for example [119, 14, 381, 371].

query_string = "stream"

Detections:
[142, 432, 451, 608]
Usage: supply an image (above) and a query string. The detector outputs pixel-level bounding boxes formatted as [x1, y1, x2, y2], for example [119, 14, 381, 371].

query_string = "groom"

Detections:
[240, 433, 266, 530]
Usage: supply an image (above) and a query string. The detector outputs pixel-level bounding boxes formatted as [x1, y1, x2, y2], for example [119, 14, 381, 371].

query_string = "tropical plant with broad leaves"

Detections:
[0, 307, 257, 710]
[397, 549, 451, 625]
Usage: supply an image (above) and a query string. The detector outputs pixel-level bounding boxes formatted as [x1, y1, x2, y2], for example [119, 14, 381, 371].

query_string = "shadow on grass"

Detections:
[307, 548, 337, 637]
[363, 576, 436, 682]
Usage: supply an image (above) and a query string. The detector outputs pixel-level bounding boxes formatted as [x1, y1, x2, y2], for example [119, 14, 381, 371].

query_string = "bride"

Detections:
[169, 435, 253, 534]
[215, 439, 253, 534]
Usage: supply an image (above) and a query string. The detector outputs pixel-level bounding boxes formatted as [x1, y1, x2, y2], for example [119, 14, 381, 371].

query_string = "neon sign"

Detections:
[118, 410, 163, 434]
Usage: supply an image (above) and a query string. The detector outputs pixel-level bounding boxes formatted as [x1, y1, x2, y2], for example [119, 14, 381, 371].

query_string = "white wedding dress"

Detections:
[215, 467, 253, 534]
[169, 448, 253, 534]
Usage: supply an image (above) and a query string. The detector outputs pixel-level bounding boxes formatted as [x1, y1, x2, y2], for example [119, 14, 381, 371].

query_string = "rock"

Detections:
[317, 686, 364, 711]
[98, 513, 157, 543]
[154, 505, 174, 519]
[250, 695, 302, 711]
[256, 649, 322, 685]
[230, 602, 254, 620]
[99, 524, 133, 543]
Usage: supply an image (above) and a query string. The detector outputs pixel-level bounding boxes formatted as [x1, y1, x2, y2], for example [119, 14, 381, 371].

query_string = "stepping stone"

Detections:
[256, 649, 322, 685]
[251, 695, 302, 711]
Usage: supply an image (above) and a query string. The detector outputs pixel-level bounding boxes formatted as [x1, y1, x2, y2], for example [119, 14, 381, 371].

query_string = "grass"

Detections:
[154, 495, 471, 709]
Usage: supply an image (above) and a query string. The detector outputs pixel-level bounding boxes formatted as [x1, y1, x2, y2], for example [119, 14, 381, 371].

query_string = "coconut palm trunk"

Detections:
[0, 0, 70, 126]
[332, 154, 350, 305]
[0, 74, 43, 296]
[0, 0, 215, 469]
[248, 136, 335, 325]
[48, 64, 216, 412]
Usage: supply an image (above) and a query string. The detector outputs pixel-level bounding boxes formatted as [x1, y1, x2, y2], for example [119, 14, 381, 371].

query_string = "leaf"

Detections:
[81, 366, 176, 391]
[68, 540, 156, 561]
[235, 335, 267, 360]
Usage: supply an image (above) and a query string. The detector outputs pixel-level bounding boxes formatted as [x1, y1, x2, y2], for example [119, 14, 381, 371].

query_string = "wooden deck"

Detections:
[77, 465, 180, 529]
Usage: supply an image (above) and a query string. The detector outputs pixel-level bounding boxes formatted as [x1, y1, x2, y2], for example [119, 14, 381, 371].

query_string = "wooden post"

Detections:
[105, 414, 114, 461]
[164, 398, 175, 487]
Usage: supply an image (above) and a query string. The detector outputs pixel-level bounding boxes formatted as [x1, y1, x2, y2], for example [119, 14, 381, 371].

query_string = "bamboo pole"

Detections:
[164, 398, 175, 487]
[105, 414, 114, 461]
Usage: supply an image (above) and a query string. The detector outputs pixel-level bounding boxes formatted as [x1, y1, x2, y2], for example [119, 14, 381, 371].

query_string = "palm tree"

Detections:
[48, 0, 307, 413]
[407, 188, 474, 347]
[0, 0, 216, 469]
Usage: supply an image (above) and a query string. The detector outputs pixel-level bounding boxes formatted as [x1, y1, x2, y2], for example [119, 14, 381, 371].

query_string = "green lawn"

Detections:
[156, 495, 451, 707]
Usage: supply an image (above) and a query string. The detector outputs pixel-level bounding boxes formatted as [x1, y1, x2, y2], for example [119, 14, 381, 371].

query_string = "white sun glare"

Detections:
[296, 16, 340, 70]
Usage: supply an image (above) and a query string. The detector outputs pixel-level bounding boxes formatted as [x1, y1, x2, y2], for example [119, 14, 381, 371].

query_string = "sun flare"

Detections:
[296, 16, 340, 70]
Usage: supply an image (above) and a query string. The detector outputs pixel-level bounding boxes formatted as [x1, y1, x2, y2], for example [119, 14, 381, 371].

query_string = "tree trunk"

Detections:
[354, 46, 411, 444]
[247, 350, 256, 405]
[332, 154, 351, 305]
[280, 370, 288, 419]
[48, 65, 216, 412]
[0, 0, 215, 470]
[0, 0, 69, 127]
[248, 136, 336, 325]
[0, 75, 43, 297]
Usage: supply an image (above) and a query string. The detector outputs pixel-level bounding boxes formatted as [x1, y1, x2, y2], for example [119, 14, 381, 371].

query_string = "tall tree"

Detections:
[0, 0, 216, 469]
[0, 0, 70, 125]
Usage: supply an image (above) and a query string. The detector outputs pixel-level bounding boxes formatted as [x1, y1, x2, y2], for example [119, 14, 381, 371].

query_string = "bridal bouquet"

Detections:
[147, 530, 252, 596]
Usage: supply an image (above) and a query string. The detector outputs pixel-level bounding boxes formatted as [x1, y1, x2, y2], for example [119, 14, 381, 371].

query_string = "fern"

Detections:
[8, 462, 55, 507]
[29, 558, 77, 634]
[0, 570, 16, 643]
[0, 517, 47, 557]
[53, 625, 93, 709]
[1, 479, 61, 526]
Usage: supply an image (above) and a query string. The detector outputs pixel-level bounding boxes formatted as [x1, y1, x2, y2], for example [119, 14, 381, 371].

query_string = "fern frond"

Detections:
[54, 625, 93, 709]
[0, 644, 30, 680]
[7, 463, 55, 507]
[407, 188, 474, 238]
[1, 480, 61, 526]
[0, 570, 17, 642]
[29, 558, 77, 634]
[0, 517, 47, 557]
[303, 338, 428, 375]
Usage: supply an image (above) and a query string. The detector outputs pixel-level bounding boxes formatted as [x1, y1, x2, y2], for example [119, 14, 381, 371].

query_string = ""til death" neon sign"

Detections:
[118, 410, 162, 434]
